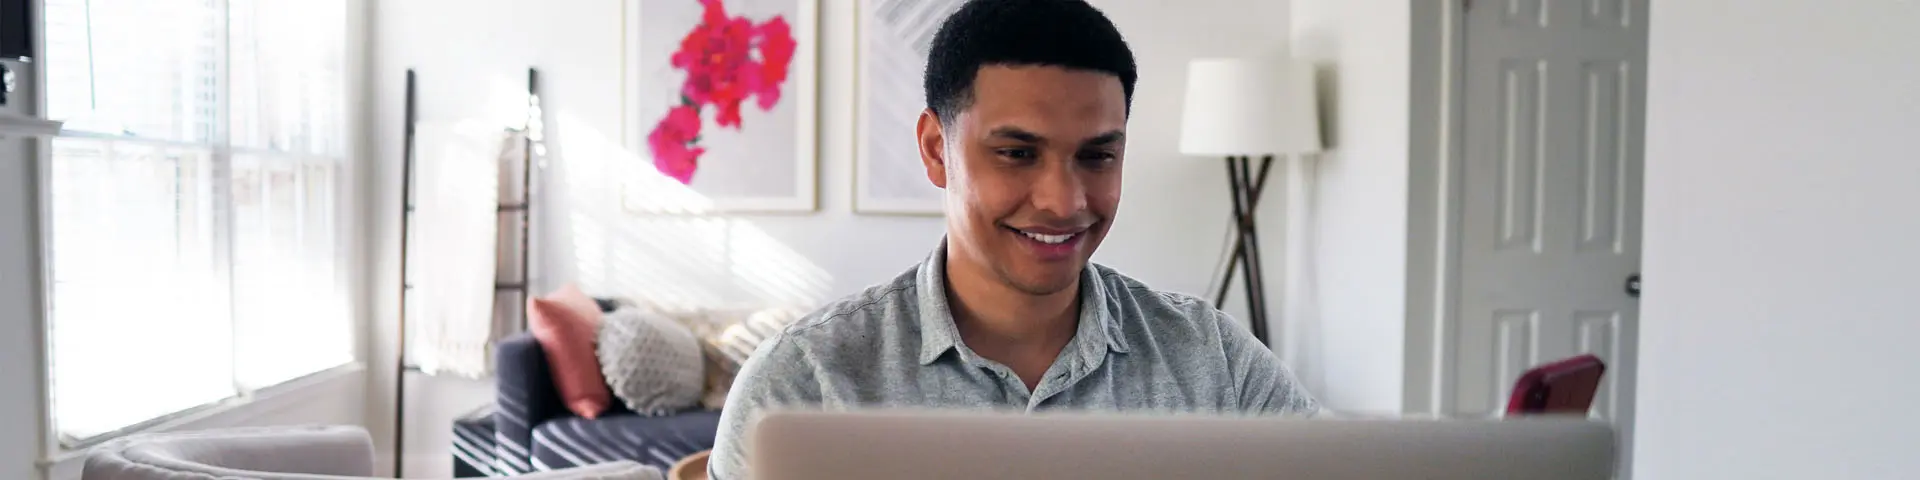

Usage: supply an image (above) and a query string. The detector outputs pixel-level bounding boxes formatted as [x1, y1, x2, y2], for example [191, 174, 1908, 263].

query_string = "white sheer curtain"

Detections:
[42, 0, 350, 443]
[46, 139, 235, 440]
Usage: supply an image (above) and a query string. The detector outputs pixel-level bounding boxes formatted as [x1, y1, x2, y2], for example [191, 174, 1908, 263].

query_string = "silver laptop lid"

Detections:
[753, 410, 1614, 480]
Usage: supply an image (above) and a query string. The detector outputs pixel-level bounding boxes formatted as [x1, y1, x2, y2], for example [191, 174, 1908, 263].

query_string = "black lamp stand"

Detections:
[1214, 154, 1276, 346]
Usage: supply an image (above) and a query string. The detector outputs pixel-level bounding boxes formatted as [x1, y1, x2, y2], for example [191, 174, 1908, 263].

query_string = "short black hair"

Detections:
[924, 0, 1137, 125]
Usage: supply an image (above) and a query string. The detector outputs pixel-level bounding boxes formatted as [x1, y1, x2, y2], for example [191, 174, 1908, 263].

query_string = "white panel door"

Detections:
[1455, 0, 1647, 469]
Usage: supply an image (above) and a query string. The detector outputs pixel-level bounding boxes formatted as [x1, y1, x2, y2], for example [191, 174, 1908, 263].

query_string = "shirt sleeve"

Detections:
[708, 332, 821, 480]
[1215, 309, 1323, 416]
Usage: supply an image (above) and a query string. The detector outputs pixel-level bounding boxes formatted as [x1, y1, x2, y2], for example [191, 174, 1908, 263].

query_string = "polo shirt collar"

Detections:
[916, 239, 1130, 366]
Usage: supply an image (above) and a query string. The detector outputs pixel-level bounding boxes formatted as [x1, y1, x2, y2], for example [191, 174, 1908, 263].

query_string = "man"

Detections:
[709, 0, 1318, 477]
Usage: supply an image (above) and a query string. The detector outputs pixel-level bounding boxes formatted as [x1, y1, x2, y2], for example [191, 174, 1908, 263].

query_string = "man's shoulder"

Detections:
[1089, 263, 1239, 348]
[1089, 263, 1219, 319]
[770, 267, 921, 351]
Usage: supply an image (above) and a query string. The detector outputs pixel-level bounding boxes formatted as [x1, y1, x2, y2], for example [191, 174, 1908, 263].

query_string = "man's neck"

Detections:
[942, 244, 1081, 367]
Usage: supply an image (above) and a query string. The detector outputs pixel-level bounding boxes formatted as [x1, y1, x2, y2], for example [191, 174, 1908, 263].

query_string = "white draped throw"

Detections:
[406, 123, 521, 378]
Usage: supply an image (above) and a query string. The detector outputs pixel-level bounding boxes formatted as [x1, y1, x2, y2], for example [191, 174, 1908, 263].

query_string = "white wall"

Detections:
[1, 176, 43, 479]
[369, 1, 1308, 456]
[1286, 0, 1410, 414]
[1634, 1, 1920, 478]
[2, 58, 52, 480]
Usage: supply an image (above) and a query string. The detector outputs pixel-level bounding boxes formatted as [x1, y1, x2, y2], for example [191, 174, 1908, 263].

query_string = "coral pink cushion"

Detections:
[527, 284, 611, 419]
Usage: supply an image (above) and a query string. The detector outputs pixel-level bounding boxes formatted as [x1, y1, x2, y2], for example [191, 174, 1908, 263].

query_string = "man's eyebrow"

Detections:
[987, 127, 1126, 148]
[987, 126, 1045, 145]
[1082, 130, 1125, 148]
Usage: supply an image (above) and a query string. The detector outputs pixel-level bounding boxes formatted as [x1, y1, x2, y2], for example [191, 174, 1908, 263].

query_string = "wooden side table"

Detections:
[667, 449, 712, 480]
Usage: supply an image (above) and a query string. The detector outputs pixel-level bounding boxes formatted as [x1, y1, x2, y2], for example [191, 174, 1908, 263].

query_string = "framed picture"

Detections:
[853, 0, 962, 215]
[624, 0, 819, 213]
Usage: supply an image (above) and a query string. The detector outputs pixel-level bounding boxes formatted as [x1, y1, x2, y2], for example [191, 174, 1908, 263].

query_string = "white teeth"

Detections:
[1021, 231, 1073, 244]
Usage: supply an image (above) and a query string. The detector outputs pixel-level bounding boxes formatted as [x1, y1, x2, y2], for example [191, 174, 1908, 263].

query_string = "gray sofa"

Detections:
[83, 425, 660, 480]
[459, 333, 720, 477]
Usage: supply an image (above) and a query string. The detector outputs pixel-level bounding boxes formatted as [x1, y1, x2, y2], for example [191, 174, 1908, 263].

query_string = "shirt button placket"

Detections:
[994, 369, 1023, 405]
[1032, 370, 1072, 408]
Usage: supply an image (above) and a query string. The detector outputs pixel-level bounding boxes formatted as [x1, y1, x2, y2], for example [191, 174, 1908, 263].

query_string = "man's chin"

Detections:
[998, 267, 1083, 297]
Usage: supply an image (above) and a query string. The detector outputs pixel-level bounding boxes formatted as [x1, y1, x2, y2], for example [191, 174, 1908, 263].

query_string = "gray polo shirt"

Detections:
[708, 246, 1320, 479]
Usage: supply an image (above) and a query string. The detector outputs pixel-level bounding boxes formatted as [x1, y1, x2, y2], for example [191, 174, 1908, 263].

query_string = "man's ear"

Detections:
[916, 108, 948, 189]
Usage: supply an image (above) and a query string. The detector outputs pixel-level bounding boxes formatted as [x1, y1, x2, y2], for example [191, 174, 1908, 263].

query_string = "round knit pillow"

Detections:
[596, 308, 705, 415]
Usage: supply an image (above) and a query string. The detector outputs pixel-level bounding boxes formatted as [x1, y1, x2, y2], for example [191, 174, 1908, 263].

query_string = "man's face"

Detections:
[918, 65, 1128, 296]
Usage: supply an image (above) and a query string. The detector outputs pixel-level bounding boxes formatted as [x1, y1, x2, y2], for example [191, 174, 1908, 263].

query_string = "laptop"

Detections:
[752, 410, 1615, 480]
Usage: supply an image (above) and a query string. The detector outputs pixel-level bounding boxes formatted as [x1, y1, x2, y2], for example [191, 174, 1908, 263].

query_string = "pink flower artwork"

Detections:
[646, 0, 797, 184]
[646, 104, 706, 184]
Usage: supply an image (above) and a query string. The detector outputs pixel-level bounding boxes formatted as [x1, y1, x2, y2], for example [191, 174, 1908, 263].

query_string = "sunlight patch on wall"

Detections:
[549, 114, 830, 312]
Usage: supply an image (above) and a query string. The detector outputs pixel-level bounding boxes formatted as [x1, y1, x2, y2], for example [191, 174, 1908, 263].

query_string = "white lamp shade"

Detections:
[1178, 57, 1323, 157]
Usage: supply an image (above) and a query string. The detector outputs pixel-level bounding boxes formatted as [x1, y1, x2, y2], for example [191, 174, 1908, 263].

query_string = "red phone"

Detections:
[1505, 354, 1606, 416]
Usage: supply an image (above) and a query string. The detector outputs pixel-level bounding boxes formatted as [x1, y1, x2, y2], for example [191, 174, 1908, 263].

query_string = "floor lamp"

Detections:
[1177, 57, 1323, 347]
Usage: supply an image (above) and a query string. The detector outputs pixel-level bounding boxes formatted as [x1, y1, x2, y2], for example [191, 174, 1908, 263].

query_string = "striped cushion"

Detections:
[452, 412, 503, 477]
[529, 410, 721, 472]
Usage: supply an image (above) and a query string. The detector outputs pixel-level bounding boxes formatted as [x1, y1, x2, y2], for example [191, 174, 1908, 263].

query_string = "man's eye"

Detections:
[997, 148, 1037, 160]
[1078, 151, 1117, 165]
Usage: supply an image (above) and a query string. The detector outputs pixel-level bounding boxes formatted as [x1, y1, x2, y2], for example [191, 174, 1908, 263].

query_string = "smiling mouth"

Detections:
[1005, 226, 1084, 245]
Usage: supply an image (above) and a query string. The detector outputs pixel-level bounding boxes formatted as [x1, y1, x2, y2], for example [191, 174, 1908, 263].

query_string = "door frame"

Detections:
[1401, 0, 1468, 416]
[1402, 0, 1650, 420]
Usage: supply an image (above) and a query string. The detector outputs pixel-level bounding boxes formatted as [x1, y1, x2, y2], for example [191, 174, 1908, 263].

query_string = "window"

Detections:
[41, 0, 351, 444]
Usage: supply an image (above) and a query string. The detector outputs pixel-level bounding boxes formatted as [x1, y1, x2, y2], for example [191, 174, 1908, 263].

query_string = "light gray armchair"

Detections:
[81, 425, 663, 480]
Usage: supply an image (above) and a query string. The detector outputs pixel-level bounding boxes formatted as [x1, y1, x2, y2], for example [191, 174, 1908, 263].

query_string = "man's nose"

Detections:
[1030, 158, 1088, 219]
